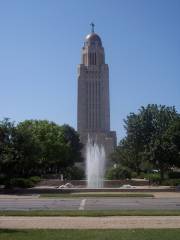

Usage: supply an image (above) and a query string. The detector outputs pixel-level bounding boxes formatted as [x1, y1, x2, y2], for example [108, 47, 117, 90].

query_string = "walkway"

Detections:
[1, 216, 180, 229]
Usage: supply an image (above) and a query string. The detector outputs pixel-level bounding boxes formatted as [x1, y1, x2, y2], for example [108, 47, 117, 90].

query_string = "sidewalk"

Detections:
[1, 216, 180, 229]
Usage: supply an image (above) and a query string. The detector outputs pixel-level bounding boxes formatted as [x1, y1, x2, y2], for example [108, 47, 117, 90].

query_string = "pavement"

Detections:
[1, 216, 180, 229]
[0, 192, 180, 211]
[0, 192, 180, 229]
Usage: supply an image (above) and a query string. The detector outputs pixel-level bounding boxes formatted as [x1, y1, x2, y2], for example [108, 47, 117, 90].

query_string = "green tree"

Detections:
[143, 106, 179, 180]
[167, 117, 180, 151]
[111, 139, 142, 174]
[0, 119, 83, 183]
[17, 120, 83, 176]
[148, 117, 180, 180]
[113, 104, 179, 180]
[13, 123, 41, 177]
[0, 118, 17, 179]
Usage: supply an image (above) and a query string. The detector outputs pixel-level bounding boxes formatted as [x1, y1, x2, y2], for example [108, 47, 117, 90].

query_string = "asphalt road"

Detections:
[0, 197, 180, 211]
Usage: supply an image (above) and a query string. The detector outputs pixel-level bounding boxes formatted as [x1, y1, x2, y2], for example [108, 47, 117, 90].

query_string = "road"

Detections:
[0, 196, 180, 210]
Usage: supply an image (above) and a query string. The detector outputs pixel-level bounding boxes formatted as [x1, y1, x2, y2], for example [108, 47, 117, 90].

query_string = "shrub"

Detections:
[29, 176, 41, 184]
[0, 175, 6, 185]
[138, 172, 146, 179]
[145, 173, 161, 184]
[4, 176, 41, 189]
[168, 171, 180, 179]
[163, 179, 180, 186]
[70, 167, 85, 180]
[63, 166, 85, 180]
[106, 165, 131, 180]
[131, 172, 138, 178]
[7, 178, 34, 188]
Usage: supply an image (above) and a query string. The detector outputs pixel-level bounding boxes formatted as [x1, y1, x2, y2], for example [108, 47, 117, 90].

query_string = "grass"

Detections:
[40, 193, 154, 198]
[1, 229, 180, 240]
[1, 210, 180, 217]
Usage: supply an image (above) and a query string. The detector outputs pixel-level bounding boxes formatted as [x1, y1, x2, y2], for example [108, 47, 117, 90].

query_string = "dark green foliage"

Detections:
[5, 176, 41, 188]
[7, 178, 34, 188]
[106, 165, 131, 180]
[131, 172, 138, 178]
[145, 173, 161, 184]
[29, 176, 41, 184]
[168, 171, 180, 179]
[63, 166, 85, 180]
[162, 178, 180, 186]
[112, 104, 180, 181]
[0, 119, 83, 186]
[16, 120, 82, 175]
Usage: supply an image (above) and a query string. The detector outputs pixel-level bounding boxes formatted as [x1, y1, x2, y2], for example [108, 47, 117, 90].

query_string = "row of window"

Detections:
[86, 81, 102, 130]
[83, 53, 96, 65]
[89, 53, 96, 65]
[83, 53, 105, 66]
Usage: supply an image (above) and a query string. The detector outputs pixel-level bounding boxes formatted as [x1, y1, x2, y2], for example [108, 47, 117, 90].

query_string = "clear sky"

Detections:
[0, 0, 180, 141]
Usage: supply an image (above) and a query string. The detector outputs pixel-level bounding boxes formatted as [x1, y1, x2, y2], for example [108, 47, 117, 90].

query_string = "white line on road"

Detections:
[79, 199, 86, 210]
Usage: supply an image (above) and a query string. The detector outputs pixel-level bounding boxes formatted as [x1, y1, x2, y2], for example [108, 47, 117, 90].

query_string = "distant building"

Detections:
[77, 23, 116, 158]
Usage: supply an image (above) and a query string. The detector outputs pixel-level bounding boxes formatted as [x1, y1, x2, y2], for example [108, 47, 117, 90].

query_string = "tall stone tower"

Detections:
[77, 24, 116, 158]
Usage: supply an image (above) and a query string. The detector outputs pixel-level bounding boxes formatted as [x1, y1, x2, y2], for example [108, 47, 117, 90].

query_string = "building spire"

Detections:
[90, 22, 95, 33]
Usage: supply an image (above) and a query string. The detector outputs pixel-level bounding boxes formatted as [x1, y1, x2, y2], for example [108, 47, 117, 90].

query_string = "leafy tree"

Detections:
[16, 120, 83, 176]
[113, 104, 180, 180]
[144, 106, 179, 180]
[58, 124, 83, 165]
[167, 117, 180, 151]
[13, 123, 41, 177]
[0, 118, 17, 179]
[111, 139, 143, 174]
[0, 119, 83, 184]
[148, 117, 180, 180]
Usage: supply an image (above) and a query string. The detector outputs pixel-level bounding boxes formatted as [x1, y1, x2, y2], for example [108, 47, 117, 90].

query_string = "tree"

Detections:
[0, 118, 17, 179]
[167, 117, 180, 151]
[149, 117, 180, 179]
[0, 119, 83, 183]
[111, 139, 143, 174]
[16, 120, 83, 176]
[60, 124, 83, 163]
[143, 106, 179, 180]
[113, 104, 180, 180]
[13, 123, 41, 177]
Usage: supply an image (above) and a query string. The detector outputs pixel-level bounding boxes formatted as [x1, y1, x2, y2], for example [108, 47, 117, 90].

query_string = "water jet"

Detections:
[86, 137, 106, 188]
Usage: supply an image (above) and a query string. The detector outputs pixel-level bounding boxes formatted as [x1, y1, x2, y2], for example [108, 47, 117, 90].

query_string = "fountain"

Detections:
[86, 137, 106, 188]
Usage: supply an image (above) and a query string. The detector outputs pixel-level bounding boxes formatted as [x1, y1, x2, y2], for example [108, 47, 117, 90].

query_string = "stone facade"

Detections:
[77, 28, 116, 159]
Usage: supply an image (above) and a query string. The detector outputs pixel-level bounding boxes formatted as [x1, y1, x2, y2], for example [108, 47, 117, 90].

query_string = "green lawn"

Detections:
[40, 193, 154, 198]
[0, 229, 180, 240]
[1, 210, 180, 217]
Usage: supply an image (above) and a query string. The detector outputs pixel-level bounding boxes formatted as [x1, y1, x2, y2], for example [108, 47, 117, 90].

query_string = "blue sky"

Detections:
[0, 0, 180, 141]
